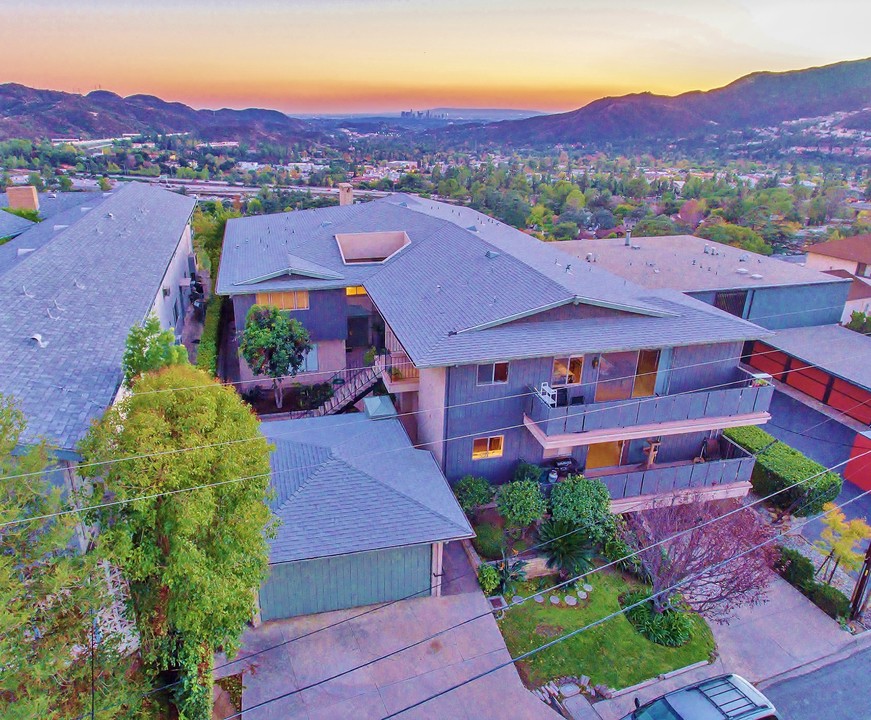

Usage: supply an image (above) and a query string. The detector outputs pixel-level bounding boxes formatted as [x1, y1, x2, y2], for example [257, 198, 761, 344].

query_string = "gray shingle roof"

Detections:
[261, 415, 473, 563]
[217, 194, 771, 368]
[556, 235, 850, 292]
[0, 182, 195, 453]
[0, 209, 34, 240]
[766, 324, 871, 392]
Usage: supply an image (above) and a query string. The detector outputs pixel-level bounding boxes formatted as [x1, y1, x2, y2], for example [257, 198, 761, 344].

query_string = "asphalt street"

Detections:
[763, 647, 871, 720]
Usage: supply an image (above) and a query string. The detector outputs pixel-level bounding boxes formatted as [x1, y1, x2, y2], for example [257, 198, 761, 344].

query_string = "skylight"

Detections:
[335, 231, 410, 264]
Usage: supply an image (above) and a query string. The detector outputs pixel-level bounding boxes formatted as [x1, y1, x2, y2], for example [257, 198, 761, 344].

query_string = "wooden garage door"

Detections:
[259, 544, 432, 621]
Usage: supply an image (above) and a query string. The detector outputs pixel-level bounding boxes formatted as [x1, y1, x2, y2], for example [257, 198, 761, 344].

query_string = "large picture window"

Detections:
[594, 349, 660, 402]
[472, 435, 504, 460]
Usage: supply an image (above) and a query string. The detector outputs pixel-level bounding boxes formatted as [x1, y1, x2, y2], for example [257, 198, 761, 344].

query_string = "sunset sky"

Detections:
[2, 0, 869, 115]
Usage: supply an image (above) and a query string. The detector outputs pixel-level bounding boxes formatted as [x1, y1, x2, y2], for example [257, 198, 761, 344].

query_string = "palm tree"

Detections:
[538, 519, 594, 578]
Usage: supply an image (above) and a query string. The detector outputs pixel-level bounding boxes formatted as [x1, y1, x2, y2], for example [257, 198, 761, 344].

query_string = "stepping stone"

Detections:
[564, 595, 578, 606]
[512, 595, 524, 605]
[583, 583, 593, 592]
[550, 595, 560, 606]
[577, 591, 588, 600]
[534, 594, 544, 603]
[580, 675, 590, 686]
[559, 682, 581, 697]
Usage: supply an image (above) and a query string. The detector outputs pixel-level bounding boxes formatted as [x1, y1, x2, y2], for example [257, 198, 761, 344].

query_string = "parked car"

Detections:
[622, 675, 780, 720]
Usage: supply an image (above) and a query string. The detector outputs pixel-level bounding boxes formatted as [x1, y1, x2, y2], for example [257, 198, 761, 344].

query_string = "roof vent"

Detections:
[321, 221, 333, 228]
[106, 212, 114, 219]
[630, 244, 641, 250]
[750, 273, 763, 279]
[485, 250, 500, 259]
[565, 263, 572, 273]
[17, 248, 35, 257]
[466, 225, 479, 232]
[73, 278, 86, 290]
[22, 285, 34, 298]
[53, 224, 69, 232]
[703, 245, 710, 254]
[30, 333, 48, 348]
[736, 268, 749, 275]
[739, 253, 749, 262]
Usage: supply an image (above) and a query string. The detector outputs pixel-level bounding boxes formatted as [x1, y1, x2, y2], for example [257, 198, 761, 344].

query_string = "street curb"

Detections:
[608, 660, 712, 699]
[757, 629, 871, 690]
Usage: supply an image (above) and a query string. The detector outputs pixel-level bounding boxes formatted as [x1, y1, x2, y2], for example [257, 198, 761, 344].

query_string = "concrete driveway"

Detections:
[216, 545, 559, 720]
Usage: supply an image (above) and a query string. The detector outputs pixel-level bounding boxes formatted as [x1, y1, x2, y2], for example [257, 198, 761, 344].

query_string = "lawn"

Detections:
[498, 570, 715, 691]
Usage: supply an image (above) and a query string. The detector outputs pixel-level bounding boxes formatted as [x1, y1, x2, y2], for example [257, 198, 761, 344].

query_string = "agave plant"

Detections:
[495, 550, 528, 594]
[538, 519, 594, 578]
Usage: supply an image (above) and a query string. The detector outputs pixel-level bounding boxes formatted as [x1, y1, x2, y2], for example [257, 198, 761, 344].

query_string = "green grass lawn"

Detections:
[498, 571, 715, 690]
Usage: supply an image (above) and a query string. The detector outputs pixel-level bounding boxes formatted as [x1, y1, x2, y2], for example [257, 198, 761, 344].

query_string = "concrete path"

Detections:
[216, 550, 559, 719]
[761, 646, 871, 720]
[588, 574, 857, 720]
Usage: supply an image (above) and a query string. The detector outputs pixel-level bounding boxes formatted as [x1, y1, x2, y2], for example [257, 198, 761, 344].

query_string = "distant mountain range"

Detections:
[1, 57, 869, 148]
[0, 84, 320, 142]
[444, 57, 871, 147]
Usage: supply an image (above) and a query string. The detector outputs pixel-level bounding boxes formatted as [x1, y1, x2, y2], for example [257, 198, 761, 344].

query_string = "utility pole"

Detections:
[849, 540, 871, 622]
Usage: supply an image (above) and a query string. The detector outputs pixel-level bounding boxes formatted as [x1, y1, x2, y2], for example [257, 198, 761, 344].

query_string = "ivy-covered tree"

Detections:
[549, 475, 614, 544]
[79, 365, 275, 719]
[0, 395, 148, 720]
[122, 314, 189, 387]
[239, 304, 312, 409]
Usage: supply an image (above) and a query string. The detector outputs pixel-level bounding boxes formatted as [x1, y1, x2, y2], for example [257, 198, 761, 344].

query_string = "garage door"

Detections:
[259, 544, 432, 621]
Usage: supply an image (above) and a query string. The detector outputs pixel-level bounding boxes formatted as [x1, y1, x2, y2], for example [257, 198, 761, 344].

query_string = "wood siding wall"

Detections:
[231, 289, 348, 342]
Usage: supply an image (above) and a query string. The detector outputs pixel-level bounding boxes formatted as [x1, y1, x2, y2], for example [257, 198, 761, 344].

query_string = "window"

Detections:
[477, 362, 509, 385]
[632, 349, 660, 398]
[552, 356, 583, 385]
[713, 289, 748, 317]
[301, 344, 318, 372]
[255, 291, 309, 310]
[585, 441, 624, 470]
[472, 435, 504, 460]
[345, 285, 367, 296]
[594, 351, 638, 402]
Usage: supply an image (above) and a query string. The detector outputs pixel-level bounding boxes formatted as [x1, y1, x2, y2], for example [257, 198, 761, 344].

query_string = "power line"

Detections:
[3, 352, 858, 529]
[377, 488, 871, 720]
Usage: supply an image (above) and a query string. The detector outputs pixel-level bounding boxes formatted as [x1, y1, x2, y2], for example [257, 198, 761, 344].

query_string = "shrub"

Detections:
[538, 519, 594, 577]
[195, 296, 223, 377]
[775, 547, 815, 589]
[550, 475, 615, 544]
[495, 480, 546, 530]
[495, 552, 528, 594]
[603, 530, 644, 577]
[477, 563, 500, 596]
[472, 522, 504, 560]
[623, 590, 694, 647]
[805, 583, 850, 620]
[455, 475, 494, 514]
[725, 426, 843, 516]
[513, 460, 542, 484]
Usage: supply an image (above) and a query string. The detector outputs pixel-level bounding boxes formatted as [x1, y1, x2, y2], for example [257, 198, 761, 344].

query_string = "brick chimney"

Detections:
[338, 183, 354, 207]
[6, 185, 39, 213]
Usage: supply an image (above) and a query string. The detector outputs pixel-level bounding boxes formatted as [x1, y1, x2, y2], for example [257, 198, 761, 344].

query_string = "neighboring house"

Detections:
[0, 182, 196, 479]
[560, 234, 850, 329]
[821, 269, 871, 322]
[258, 402, 473, 620]
[218, 193, 775, 510]
[806, 234, 871, 279]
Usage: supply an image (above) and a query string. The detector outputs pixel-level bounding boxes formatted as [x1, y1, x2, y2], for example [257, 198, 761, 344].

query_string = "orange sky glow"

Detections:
[1, 0, 869, 114]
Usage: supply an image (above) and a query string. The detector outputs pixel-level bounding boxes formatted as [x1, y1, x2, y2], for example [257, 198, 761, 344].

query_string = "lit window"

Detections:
[345, 285, 367, 296]
[255, 290, 309, 310]
[472, 435, 504, 460]
[477, 362, 509, 385]
[552, 356, 583, 385]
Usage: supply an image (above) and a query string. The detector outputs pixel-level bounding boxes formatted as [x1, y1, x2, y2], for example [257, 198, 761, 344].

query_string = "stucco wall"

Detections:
[806, 254, 858, 275]
[745, 282, 848, 329]
[416, 367, 447, 467]
[148, 223, 192, 335]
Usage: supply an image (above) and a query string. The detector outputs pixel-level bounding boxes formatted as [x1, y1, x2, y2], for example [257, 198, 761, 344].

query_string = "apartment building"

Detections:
[217, 194, 774, 509]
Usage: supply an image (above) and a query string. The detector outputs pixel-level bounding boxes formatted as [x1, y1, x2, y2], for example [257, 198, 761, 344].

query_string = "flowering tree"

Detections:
[623, 498, 777, 623]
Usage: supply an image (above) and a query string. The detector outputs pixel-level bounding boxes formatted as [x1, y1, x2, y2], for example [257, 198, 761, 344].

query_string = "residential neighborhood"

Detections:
[4, 7, 871, 715]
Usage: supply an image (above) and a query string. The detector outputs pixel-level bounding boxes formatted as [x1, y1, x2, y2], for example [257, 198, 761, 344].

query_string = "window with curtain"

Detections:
[255, 290, 309, 310]
[552, 356, 583, 385]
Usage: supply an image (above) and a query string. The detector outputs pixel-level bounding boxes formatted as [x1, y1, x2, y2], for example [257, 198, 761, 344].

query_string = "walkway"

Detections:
[216, 543, 559, 720]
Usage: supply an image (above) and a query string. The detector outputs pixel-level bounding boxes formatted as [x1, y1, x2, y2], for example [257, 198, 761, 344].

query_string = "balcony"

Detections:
[524, 367, 773, 449]
[376, 350, 420, 393]
[587, 437, 756, 512]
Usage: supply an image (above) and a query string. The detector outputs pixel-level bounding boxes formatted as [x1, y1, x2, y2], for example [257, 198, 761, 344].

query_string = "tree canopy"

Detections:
[122, 314, 189, 387]
[79, 365, 275, 719]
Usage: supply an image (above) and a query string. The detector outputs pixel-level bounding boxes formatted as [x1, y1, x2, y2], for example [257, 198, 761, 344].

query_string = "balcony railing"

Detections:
[586, 437, 755, 501]
[526, 367, 773, 437]
[376, 350, 420, 391]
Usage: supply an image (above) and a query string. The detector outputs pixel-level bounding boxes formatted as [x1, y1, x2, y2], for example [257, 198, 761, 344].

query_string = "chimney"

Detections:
[338, 183, 354, 206]
[6, 185, 39, 213]
[624, 228, 632, 247]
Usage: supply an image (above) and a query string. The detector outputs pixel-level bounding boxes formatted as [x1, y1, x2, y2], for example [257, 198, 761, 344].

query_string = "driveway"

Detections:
[216, 543, 559, 720]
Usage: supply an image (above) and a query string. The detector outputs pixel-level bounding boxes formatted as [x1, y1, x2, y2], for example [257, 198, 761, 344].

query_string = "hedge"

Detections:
[195, 296, 224, 377]
[725, 426, 842, 516]
[774, 546, 851, 620]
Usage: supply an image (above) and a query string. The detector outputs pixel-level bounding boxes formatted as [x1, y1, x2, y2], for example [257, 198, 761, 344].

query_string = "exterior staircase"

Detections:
[288, 365, 380, 419]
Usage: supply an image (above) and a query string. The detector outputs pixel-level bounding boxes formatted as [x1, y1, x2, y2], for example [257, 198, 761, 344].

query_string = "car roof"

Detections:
[667, 676, 772, 720]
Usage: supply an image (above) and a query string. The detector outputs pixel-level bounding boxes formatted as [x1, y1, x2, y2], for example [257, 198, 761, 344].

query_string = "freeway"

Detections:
[762, 646, 871, 720]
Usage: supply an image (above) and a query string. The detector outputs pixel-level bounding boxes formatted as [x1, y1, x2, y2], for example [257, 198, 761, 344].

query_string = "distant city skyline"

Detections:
[2, 0, 870, 114]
